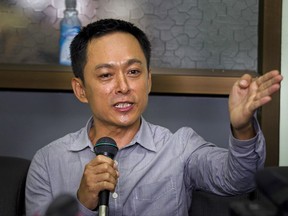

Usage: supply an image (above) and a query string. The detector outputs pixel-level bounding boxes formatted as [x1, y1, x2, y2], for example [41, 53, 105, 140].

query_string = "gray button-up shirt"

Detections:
[26, 117, 265, 216]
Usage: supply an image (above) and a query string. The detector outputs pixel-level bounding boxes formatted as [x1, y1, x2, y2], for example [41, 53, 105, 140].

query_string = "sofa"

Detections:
[0, 156, 30, 216]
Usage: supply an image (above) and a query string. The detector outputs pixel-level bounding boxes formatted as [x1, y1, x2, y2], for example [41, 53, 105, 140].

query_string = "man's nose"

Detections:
[116, 73, 130, 94]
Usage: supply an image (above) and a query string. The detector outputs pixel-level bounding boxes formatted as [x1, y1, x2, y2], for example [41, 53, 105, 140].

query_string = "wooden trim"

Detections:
[0, 69, 73, 90]
[0, 64, 257, 95]
[258, 0, 282, 166]
[152, 75, 239, 95]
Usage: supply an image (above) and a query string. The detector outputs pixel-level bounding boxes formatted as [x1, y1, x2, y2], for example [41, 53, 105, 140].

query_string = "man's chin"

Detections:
[115, 117, 141, 129]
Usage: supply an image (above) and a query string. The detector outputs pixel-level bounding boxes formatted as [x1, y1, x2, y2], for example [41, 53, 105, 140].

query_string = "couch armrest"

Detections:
[0, 156, 31, 216]
[189, 190, 255, 216]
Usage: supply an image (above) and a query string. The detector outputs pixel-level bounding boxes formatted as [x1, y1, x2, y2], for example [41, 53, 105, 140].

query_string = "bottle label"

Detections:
[59, 25, 81, 66]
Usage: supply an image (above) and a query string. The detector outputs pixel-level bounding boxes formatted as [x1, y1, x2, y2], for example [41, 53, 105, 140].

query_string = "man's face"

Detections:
[79, 32, 151, 130]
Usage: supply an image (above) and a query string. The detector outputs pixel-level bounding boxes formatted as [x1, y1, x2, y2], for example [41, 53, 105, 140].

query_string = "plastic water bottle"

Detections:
[59, 0, 81, 66]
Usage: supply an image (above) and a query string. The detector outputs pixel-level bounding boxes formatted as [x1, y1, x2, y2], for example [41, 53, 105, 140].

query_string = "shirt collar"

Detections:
[130, 117, 157, 152]
[69, 117, 157, 153]
[69, 117, 94, 152]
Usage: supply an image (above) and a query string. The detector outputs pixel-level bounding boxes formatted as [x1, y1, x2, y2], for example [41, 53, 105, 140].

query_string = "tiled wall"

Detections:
[0, 0, 258, 71]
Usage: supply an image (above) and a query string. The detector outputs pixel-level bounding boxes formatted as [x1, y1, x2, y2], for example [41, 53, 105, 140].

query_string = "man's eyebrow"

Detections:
[126, 58, 143, 66]
[94, 58, 143, 71]
[94, 63, 113, 71]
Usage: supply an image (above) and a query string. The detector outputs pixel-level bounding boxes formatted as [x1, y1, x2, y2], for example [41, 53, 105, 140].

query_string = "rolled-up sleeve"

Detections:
[184, 117, 265, 195]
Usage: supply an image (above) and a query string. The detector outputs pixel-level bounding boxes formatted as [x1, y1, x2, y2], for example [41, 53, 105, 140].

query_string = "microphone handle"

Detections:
[99, 205, 108, 216]
[98, 190, 109, 216]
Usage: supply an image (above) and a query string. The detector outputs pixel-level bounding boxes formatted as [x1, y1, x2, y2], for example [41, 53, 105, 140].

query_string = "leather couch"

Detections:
[189, 190, 255, 216]
[0, 156, 30, 216]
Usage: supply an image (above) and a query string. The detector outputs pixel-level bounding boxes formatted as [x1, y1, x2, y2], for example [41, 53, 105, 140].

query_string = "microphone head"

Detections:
[94, 137, 118, 159]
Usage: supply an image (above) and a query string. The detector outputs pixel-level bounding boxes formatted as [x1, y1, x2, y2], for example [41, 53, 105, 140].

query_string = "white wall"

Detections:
[280, 1, 288, 166]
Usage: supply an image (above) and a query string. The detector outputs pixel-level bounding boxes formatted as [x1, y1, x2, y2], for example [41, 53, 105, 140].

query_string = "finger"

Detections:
[96, 172, 118, 186]
[87, 171, 118, 194]
[113, 160, 120, 177]
[82, 166, 119, 192]
[95, 162, 119, 178]
[251, 86, 279, 110]
[255, 83, 281, 100]
[98, 180, 117, 192]
[96, 180, 117, 193]
[238, 74, 253, 88]
[256, 70, 281, 87]
[84, 171, 118, 187]
[88, 156, 118, 171]
[90, 155, 115, 166]
[249, 96, 272, 111]
[83, 159, 119, 181]
[83, 179, 117, 195]
[254, 72, 282, 100]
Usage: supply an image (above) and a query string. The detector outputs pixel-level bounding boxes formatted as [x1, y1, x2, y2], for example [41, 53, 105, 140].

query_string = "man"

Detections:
[25, 19, 283, 216]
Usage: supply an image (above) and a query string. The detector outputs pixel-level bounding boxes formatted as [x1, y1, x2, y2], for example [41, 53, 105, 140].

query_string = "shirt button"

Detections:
[112, 192, 118, 199]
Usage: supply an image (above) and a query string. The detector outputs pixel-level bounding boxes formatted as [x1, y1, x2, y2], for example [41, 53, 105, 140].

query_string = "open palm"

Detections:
[229, 70, 283, 131]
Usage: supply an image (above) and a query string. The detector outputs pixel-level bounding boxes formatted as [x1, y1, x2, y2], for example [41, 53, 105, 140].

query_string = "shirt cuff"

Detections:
[77, 199, 97, 216]
[229, 117, 266, 169]
[230, 117, 261, 145]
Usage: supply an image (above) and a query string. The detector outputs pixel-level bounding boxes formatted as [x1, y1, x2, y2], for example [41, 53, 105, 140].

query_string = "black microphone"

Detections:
[255, 167, 288, 213]
[45, 194, 79, 216]
[94, 137, 119, 216]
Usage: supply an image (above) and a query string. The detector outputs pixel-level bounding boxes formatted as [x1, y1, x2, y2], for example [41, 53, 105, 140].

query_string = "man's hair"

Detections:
[70, 19, 151, 82]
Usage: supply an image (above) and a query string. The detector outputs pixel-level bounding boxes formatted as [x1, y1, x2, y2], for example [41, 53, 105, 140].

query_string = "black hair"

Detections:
[70, 19, 151, 82]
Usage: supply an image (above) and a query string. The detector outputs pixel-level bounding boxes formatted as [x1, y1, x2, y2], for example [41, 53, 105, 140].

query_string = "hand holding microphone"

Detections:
[77, 137, 118, 214]
[94, 137, 119, 216]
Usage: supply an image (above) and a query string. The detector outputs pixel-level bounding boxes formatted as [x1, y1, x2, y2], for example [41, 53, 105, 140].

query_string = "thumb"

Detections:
[238, 74, 253, 89]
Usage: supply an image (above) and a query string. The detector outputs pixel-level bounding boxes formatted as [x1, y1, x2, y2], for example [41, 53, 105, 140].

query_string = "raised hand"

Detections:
[228, 70, 283, 139]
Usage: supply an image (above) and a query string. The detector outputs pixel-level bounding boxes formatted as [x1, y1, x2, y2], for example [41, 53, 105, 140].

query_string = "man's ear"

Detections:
[71, 78, 88, 103]
[147, 69, 152, 94]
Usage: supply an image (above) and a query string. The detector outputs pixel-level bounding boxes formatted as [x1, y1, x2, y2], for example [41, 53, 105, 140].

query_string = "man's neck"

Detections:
[89, 118, 141, 149]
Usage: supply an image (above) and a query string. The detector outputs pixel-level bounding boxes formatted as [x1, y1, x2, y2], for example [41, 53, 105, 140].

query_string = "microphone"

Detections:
[45, 194, 79, 216]
[255, 167, 288, 213]
[94, 137, 119, 216]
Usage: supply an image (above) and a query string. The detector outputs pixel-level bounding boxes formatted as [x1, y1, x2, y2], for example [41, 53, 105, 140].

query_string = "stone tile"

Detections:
[0, 0, 259, 71]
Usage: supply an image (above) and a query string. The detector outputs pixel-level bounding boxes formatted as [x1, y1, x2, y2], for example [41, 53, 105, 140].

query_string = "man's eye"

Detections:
[129, 70, 140, 75]
[99, 73, 112, 79]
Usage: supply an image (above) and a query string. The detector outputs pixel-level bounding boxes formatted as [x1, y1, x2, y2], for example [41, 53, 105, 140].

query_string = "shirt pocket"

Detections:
[132, 177, 178, 216]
